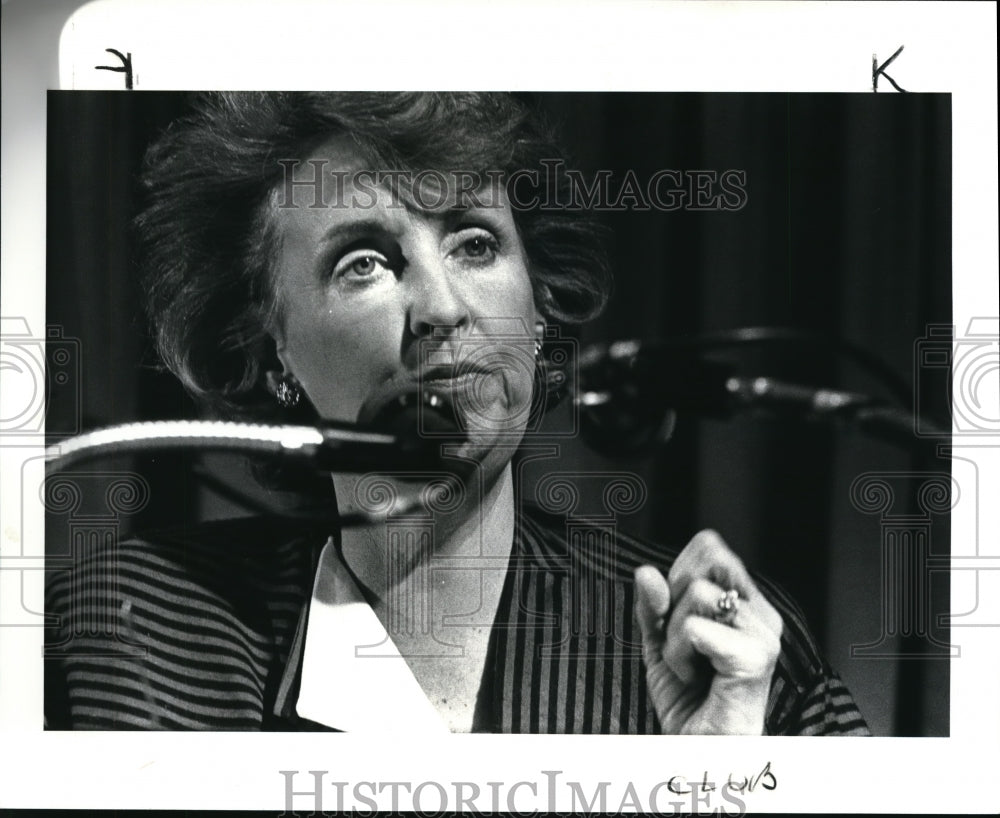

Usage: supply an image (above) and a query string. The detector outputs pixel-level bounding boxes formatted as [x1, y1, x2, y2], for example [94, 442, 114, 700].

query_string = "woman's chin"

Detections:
[351, 379, 531, 484]
[440, 420, 526, 479]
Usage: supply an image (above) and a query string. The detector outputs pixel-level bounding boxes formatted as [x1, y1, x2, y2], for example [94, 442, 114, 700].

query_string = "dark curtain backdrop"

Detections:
[46, 91, 952, 737]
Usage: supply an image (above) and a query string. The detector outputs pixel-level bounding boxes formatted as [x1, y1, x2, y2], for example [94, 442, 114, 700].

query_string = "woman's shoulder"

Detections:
[45, 515, 325, 618]
[44, 515, 322, 730]
[517, 507, 823, 662]
[517, 501, 682, 580]
[519, 504, 813, 625]
[121, 514, 326, 554]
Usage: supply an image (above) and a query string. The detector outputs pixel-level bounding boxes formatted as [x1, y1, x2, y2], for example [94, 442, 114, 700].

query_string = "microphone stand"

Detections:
[43, 418, 450, 525]
[43, 416, 457, 473]
[720, 375, 950, 448]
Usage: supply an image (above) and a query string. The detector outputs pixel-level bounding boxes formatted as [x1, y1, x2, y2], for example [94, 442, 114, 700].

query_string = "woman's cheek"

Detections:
[286, 326, 380, 421]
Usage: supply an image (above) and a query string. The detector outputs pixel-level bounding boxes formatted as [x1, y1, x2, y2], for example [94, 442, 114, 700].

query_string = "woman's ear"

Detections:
[263, 330, 294, 398]
[264, 369, 285, 396]
[534, 282, 556, 318]
[533, 302, 548, 334]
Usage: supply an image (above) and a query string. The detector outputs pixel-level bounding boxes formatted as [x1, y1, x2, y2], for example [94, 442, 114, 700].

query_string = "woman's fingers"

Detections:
[668, 530, 783, 638]
[681, 616, 775, 734]
[668, 529, 751, 598]
[639, 530, 783, 684]
[634, 565, 671, 654]
[664, 577, 726, 682]
[636, 531, 784, 734]
[661, 576, 772, 682]
[682, 612, 781, 680]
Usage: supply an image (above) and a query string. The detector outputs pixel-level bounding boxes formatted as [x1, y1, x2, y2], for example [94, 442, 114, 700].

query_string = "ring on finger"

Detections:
[714, 588, 740, 625]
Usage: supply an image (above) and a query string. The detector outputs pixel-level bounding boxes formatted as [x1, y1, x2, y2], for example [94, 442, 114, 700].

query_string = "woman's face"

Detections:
[267, 137, 540, 479]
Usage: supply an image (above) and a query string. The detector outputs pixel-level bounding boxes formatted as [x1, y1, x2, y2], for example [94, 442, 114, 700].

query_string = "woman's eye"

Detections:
[349, 256, 378, 275]
[464, 237, 491, 257]
[332, 250, 391, 281]
[451, 229, 500, 264]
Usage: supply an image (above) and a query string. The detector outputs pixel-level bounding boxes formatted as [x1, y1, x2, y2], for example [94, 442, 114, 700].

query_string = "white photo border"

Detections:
[1, 0, 997, 813]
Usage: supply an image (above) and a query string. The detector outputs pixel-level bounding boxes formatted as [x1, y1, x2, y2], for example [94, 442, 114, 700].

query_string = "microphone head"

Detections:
[363, 388, 464, 438]
[577, 353, 677, 457]
[577, 341, 734, 456]
[356, 387, 469, 471]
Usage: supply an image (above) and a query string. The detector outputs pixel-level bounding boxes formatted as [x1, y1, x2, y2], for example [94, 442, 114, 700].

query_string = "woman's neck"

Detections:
[332, 463, 516, 604]
[330, 464, 516, 732]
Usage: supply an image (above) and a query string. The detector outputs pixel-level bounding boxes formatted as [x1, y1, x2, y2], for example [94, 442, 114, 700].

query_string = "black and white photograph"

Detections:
[40, 88, 950, 740]
[1, 1, 997, 815]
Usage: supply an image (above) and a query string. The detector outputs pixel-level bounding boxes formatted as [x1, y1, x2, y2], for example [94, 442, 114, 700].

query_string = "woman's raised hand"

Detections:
[634, 530, 783, 735]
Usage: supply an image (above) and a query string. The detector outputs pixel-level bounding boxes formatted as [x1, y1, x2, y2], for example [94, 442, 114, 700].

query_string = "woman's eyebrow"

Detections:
[320, 218, 398, 246]
[441, 203, 506, 226]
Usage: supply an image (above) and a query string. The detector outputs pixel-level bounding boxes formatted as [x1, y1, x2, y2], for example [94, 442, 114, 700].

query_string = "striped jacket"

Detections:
[45, 506, 869, 734]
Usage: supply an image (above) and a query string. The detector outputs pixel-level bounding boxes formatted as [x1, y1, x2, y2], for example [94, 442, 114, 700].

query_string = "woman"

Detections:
[45, 92, 868, 734]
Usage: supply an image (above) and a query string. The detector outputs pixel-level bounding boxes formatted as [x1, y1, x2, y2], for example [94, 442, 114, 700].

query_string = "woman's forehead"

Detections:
[274, 134, 511, 214]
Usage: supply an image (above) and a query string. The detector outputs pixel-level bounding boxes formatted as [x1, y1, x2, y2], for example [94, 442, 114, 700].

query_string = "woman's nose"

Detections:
[405, 248, 472, 337]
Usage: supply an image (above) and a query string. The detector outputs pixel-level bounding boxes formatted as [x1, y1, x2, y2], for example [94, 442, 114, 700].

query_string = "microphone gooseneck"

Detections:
[44, 403, 465, 476]
[575, 338, 947, 452]
[42, 392, 472, 526]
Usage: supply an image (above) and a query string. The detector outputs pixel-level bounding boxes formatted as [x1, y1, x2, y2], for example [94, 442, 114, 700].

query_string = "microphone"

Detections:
[576, 339, 879, 454]
[43, 394, 471, 527]
[576, 340, 729, 455]
[45, 394, 465, 475]
[577, 340, 739, 416]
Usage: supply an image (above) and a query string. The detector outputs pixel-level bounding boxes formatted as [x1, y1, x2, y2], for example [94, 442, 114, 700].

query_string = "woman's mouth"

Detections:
[420, 368, 501, 393]
[356, 367, 508, 432]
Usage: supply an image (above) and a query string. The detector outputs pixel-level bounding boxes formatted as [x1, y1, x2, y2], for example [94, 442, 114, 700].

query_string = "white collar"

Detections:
[282, 536, 449, 733]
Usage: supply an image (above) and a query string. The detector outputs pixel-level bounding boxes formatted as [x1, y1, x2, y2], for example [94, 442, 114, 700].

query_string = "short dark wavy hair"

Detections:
[137, 92, 611, 421]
